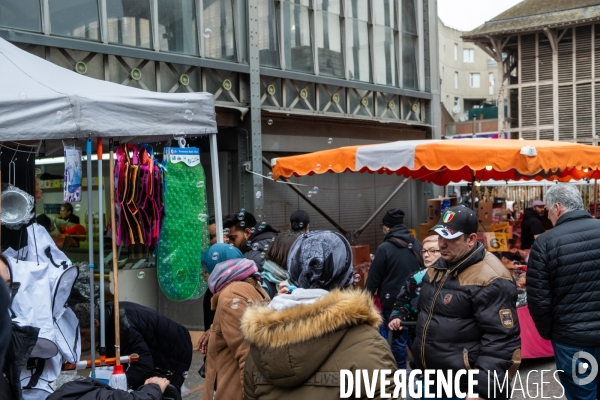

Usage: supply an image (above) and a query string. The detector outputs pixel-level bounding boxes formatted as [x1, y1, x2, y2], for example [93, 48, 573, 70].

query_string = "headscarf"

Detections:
[202, 244, 243, 274]
[208, 258, 260, 294]
[287, 231, 353, 291]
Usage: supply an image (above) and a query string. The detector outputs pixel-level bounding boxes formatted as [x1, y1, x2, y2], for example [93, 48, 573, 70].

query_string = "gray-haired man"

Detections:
[527, 183, 600, 400]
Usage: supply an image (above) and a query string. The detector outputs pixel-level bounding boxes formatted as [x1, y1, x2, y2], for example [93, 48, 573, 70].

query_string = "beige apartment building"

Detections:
[439, 19, 498, 121]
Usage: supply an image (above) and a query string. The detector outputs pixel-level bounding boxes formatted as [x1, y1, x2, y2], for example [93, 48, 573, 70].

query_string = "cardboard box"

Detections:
[419, 223, 434, 243]
[426, 197, 459, 224]
[478, 202, 494, 225]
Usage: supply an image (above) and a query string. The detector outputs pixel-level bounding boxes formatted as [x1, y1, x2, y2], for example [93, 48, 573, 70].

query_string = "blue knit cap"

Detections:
[201, 244, 243, 274]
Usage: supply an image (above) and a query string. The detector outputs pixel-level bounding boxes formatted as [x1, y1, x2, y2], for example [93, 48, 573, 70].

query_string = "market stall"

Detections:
[0, 36, 221, 397]
[271, 138, 600, 359]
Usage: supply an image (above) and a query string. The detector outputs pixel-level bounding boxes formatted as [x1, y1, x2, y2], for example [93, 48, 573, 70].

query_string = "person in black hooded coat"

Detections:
[365, 208, 423, 369]
[223, 212, 279, 271]
[521, 207, 545, 250]
[75, 302, 192, 391]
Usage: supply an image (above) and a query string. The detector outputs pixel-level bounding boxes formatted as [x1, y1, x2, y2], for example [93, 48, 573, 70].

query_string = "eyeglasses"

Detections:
[420, 249, 440, 255]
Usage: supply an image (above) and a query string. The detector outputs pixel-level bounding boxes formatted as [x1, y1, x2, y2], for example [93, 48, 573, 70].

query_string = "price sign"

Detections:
[485, 232, 508, 252]
[492, 222, 512, 239]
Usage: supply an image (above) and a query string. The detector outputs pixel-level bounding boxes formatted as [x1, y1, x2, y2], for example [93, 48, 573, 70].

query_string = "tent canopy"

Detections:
[271, 139, 600, 185]
[0, 38, 217, 141]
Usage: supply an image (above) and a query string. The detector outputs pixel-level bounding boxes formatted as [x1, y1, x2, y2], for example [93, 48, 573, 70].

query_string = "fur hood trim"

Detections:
[241, 289, 381, 348]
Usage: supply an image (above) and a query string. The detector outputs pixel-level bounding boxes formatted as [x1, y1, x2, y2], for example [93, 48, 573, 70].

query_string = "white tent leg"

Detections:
[209, 134, 223, 243]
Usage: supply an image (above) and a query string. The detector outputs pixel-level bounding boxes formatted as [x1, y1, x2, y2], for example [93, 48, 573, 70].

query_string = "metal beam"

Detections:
[0, 29, 250, 74]
[261, 157, 349, 237]
[260, 67, 434, 100]
[354, 178, 409, 237]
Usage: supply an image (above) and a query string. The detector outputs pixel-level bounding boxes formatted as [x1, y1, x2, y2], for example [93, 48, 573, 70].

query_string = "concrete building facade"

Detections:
[439, 18, 497, 122]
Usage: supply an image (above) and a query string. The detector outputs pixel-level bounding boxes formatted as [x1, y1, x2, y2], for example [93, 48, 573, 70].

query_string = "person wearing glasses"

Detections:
[388, 235, 441, 340]
[365, 208, 423, 369]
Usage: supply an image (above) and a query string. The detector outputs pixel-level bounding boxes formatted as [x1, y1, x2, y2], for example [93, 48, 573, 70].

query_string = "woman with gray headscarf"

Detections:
[241, 231, 398, 400]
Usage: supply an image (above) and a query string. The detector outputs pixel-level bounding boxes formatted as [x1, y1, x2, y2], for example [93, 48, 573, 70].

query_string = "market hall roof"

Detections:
[462, 0, 600, 40]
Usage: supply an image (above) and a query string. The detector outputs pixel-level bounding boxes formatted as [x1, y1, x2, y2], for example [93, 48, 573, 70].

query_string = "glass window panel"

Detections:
[107, 0, 153, 48]
[203, 0, 236, 61]
[258, 0, 279, 67]
[282, 2, 313, 74]
[346, 18, 370, 82]
[402, 32, 418, 89]
[316, 11, 343, 77]
[374, 26, 396, 86]
[463, 48, 474, 63]
[401, 0, 417, 35]
[345, 0, 368, 21]
[373, 0, 394, 28]
[49, 0, 100, 40]
[0, 0, 42, 32]
[317, 0, 341, 14]
[290, 0, 309, 5]
[157, 0, 197, 55]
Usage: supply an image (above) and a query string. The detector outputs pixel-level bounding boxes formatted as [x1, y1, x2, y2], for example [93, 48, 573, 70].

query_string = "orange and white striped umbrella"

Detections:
[271, 139, 600, 186]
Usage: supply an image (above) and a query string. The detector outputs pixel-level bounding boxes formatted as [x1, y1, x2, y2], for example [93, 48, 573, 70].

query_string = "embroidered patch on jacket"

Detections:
[499, 309, 514, 328]
[443, 294, 453, 304]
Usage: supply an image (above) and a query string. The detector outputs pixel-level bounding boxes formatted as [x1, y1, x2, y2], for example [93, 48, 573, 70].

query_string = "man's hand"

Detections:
[388, 318, 403, 331]
[197, 330, 210, 354]
[144, 377, 170, 393]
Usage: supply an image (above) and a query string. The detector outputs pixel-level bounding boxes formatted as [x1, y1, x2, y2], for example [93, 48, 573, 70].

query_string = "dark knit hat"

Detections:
[287, 231, 353, 291]
[290, 210, 310, 231]
[382, 208, 405, 228]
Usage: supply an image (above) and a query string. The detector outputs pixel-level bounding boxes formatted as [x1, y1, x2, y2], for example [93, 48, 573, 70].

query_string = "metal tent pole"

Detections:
[109, 142, 121, 363]
[97, 138, 106, 362]
[209, 134, 224, 243]
[86, 138, 96, 377]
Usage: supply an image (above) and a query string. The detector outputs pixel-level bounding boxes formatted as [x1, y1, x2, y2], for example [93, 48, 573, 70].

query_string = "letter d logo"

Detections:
[572, 351, 598, 386]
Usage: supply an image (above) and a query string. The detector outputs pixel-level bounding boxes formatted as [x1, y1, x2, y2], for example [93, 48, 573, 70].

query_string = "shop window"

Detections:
[258, 0, 280, 68]
[373, 0, 395, 28]
[203, 0, 236, 61]
[106, 0, 153, 49]
[346, 17, 370, 82]
[470, 73, 480, 88]
[463, 48, 474, 63]
[282, 0, 313, 73]
[157, 0, 198, 55]
[316, 0, 343, 78]
[49, 0, 100, 40]
[0, 0, 42, 32]
[401, 0, 418, 89]
[374, 26, 396, 86]
[345, 0, 368, 21]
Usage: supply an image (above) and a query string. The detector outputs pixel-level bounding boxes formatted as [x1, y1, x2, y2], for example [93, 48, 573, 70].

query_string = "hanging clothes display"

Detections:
[113, 144, 163, 249]
[63, 146, 82, 203]
[156, 146, 209, 301]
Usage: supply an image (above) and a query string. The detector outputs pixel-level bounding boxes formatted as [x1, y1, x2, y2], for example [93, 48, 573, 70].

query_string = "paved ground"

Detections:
[56, 350, 563, 399]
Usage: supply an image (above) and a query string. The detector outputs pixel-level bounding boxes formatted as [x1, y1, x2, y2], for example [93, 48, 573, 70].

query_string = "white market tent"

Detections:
[0, 36, 223, 234]
[0, 37, 217, 139]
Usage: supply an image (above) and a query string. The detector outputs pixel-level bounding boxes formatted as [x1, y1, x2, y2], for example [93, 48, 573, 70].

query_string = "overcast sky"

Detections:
[438, 0, 524, 32]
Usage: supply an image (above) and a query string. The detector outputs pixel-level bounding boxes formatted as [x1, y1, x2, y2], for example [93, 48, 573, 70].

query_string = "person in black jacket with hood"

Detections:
[528, 183, 600, 400]
[394, 206, 521, 399]
[223, 211, 279, 271]
[74, 302, 192, 392]
[520, 200, 546, 249]
[366, 208, 422, 369]
[48, 376, 169, 400]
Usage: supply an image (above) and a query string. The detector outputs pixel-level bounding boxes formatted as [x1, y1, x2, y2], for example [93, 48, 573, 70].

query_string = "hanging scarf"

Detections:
[208, 258, 260, 294]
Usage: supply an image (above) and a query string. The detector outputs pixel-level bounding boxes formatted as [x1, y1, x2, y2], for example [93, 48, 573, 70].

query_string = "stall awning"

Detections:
[0, 38, 217, 141]
[271, 139, 600, 185]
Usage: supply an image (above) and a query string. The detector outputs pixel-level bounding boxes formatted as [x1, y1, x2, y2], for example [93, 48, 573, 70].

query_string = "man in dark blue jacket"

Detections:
[528, 183, 600, 400]
[366, 208, 422, 369]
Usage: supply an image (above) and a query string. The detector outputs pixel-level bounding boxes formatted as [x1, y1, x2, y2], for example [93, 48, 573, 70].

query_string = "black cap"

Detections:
[290, 210, 310, 231]
[382, 208, 405, 228]
[430, 206, 478, 239]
